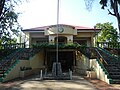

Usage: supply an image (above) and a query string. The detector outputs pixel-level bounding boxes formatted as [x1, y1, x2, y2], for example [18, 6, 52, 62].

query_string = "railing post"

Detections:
[118, 43, 120, 48]
[23, 43, 26, 48]
[40, 70, 43, 80]
[97, 42, 99, 47]
[45, 68, 47, 77]
[15, 43, 17, 49]
[69, 69, 72, 80]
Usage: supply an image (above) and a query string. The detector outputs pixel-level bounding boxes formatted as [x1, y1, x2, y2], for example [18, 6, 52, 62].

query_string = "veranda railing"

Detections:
[97, 42, 120, 49]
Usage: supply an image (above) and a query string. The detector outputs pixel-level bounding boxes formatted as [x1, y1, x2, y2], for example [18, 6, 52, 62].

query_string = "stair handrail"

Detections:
[97, 47, 118, 60]
[0, 48, 24, 71]
[0, 48, 22, 70]
[0, 47, 41, 80]
[1, 48, 40, 70]
[95, 48, 111, 77]
[95, 48, 108, 65]
[97, 42, 120, 49]
[0, 48, 22, 61]
[1, 43, 26, 49]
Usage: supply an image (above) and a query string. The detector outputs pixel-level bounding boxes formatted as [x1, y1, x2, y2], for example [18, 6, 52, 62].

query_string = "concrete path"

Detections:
[0, 75, 97, 90]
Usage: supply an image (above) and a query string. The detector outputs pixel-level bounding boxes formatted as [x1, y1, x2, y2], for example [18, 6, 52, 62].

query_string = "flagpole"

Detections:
[56, 0, 60, 64]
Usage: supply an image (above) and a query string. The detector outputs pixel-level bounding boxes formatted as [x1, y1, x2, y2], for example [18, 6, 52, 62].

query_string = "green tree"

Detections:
[85, 0, 120, 33]
[95, 22, 119, 43]
[0, 0, 22, 45]
[0, 0, 23, 21]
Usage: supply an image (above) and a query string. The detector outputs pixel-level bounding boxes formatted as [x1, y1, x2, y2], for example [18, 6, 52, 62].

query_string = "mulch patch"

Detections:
[0, 82, 16, 87]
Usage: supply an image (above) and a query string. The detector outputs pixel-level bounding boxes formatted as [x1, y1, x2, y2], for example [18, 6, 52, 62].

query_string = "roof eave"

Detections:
[77, 29, 101, 33]
[22, 29, 44, 33]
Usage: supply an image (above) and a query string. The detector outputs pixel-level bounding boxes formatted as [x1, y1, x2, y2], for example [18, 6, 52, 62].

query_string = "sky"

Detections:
[15, 0, 118, 31]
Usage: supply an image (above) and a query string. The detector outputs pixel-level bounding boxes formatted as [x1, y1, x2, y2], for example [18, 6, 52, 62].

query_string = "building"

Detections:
[22, 24, 100, 72]
[1, 24, 120, 84]
[23, 24, 100, 47]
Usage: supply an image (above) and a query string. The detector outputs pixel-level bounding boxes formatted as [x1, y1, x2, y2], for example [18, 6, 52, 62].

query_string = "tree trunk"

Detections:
[113, 0, 120, 36]
[0, 0, 5, 21]
[117, 16, 120, 34]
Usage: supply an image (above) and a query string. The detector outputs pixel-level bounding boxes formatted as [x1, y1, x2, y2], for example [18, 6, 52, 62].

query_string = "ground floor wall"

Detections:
[44, 49, 91, 73]
[3, 60, 30, 82]
[90, 59, 110, 84]
[30, 51, 45, 69]
[3, 49, 92, 82]
[75, 50, 90, 75]
[3, 51, 45, 82]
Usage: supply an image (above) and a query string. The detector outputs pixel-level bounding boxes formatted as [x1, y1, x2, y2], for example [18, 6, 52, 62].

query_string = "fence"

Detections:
[97, 42, 120, 49]
[0, 43, 26, 49]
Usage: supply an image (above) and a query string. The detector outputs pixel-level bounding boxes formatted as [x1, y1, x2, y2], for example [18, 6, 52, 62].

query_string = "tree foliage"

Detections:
[0, 0, 22, 44]
[95, 22, 119, 43]
[85, 0, 120, 33]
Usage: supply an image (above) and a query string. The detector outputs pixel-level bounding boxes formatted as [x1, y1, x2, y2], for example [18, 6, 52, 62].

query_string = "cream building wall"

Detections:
[3, 51, 45, 82]
[49, 35, 73, 44]
[45, 26, 77, 35]
[45, 25, 77, 44]
[30, 51, 44, 69]
[75, 51, 90, 75]
[76, 32, 95, 47]
[3, 60, 30, 82]
[23, 25, 98, 47]
[77, 32, 93, 37]
[90, 59, 111, 84]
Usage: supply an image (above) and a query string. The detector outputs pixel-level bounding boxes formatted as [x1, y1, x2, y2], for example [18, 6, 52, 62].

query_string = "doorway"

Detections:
[54, 36, 67, 44]
[46, 51, 74, 72]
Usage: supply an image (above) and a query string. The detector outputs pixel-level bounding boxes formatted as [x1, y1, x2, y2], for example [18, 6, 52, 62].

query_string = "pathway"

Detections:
[0, 75, 97, 90]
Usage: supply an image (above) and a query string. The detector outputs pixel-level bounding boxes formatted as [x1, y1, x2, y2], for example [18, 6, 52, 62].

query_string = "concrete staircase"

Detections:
[0, 48, 40, 82]
[97, 48, 120, 84]
[105, 60, 120, 84]
[79, 46, 120, 84]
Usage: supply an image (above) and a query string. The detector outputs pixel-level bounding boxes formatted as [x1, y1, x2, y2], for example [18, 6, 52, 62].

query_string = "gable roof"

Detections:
[22, 24, 100, 31]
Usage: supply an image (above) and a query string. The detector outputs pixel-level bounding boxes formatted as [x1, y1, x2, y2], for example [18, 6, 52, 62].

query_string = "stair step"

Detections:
[0, 48, 38, 82]
[0, 72, 5, 74]
[109, 73, 120, 75]
[112, 79, 120, 84]
[109, 72, 120, 74]
[107, 67, 119, 69]
[98, 48, 120, 84]
[107, 70, 120, 72]
[0, 74, 4, 77]
[110, 75, 120, 79]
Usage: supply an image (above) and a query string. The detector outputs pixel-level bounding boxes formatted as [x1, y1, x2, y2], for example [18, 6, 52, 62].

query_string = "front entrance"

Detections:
[46, 50, 74, 72]
[54, 36, 67, 44]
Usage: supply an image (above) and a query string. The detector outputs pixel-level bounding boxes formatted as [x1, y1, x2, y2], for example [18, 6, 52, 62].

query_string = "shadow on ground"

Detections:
[0, 75, 97, 90]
